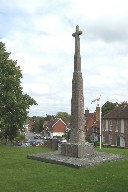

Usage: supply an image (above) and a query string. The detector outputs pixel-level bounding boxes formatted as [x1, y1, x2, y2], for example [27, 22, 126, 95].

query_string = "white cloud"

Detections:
[22, 83, 50, 95]
[1, 0, 128, 116]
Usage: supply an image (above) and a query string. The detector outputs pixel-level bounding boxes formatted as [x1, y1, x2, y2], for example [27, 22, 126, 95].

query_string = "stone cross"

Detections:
[72, 25, 82, 71]
[61, 25, 94, 158]
[70, 25, 85, 144]
[72, 25, 82, 54]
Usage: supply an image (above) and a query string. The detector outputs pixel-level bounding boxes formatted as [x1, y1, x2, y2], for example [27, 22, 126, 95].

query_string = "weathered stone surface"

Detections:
[27, 151, 127, 169]
[61, 25, 91, 158]
[43, 139, 58, 150]
[70, 25, 85, 144]
[61, 143, 94, 158]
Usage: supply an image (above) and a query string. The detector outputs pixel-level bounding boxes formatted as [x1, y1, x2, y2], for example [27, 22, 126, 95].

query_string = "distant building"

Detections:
[85, 105, 100, 142]
[102, 104, 128, 147]
[24, 118, 34, 131]
[43, 116, 68, 138]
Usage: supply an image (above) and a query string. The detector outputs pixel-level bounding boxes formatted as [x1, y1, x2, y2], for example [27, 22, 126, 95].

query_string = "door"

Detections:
[120, 135, 125, 147]
[116, 136, 120, 146]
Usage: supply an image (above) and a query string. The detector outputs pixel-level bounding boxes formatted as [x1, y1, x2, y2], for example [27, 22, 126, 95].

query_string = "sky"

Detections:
[0, 0, 128, 117]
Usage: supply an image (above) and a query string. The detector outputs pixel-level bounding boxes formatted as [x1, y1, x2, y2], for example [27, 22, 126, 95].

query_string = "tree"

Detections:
[101, 101, 117, 116]
[56, 112, 71, 123]
[102, 101, 128, 116]
[0, 41, 37, 142]
[31, 116, 44, 133]
[44, 114, 52, 121]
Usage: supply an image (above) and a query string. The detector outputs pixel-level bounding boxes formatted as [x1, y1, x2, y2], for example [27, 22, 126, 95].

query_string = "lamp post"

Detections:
[100, 105, 102, 149]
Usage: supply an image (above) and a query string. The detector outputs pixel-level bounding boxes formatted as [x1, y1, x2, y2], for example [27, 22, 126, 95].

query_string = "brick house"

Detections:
[102, 104, 128, 147]
[43, 116, 67, 138]
[85, 105, 100, 142]
[24, 118, 34, 131]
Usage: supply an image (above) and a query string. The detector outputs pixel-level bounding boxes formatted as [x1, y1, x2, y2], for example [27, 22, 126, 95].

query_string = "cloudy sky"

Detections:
[1, 0, 128, 116]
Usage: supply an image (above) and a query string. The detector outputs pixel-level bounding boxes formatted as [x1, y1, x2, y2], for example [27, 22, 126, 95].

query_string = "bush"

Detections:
[14, 134, 25, 142]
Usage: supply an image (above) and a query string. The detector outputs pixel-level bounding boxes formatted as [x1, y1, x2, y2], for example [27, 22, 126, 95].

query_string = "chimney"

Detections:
[85, 108, 89, 115]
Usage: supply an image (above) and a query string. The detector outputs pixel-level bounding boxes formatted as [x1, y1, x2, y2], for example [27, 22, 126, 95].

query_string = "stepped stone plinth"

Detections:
[61, 143, 94, 158]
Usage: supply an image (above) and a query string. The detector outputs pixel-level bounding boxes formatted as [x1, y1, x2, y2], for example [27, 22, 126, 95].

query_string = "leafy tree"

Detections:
[44, 114, 52, 121]
[56, 112, 71, 123]
[101, 101, 127, 116]
[13, 133, 25, 143]
[101, 101, 117, 116]
[0, 41, 37, 142]
[31, 116, 44, 133]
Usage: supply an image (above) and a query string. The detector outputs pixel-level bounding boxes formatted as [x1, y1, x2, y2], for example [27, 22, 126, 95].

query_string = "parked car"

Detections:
[39, 135, 43, 139]
[34, 134, 43, 139]
[35, 140, 44, 146]
[58, 139, 67, 144]
[29, 140, 37, 146]
[34, 135, 39, 139]
[43, 136, 51, 140]
[21, 142, 32, 147]
[14, 142, 22, 146]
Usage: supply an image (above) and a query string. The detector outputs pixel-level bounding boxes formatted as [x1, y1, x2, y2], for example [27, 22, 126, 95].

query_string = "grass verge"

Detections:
[0, 145, 128, 192]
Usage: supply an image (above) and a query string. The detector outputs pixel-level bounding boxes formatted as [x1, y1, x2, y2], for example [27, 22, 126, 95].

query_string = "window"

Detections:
[102, 120, 105, 131]
[109, 133, 112, 144]
[105, 120, 108, 131]
[109, 120, 112, 131]
[121, 120, 124, 133]
[115, 120, 119, 132]
[102, 133, 105, 142]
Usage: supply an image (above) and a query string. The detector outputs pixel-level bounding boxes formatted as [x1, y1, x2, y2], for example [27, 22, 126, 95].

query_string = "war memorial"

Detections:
[27, 26, 125, 168]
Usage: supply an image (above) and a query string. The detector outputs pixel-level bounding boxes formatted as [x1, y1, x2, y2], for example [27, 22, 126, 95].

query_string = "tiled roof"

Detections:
[85, 111, 100, 128]
[85, 113, 94, 118]
[47, 118, 59, 127]
[102, 104, 128, 119]
[45, 117, 66, 128]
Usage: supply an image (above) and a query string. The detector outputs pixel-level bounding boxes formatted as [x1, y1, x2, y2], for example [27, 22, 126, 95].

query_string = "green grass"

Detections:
[0, 146, 128, 192]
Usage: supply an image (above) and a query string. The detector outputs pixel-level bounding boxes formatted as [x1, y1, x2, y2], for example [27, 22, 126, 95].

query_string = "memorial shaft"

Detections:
[70, 25, 85, 144]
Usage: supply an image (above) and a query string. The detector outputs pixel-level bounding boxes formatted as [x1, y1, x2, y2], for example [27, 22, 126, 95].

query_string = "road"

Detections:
[25, 130, 36, 141]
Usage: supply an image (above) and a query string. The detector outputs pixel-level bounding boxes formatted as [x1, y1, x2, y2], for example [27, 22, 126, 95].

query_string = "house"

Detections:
[24, 118, 34, 131]
[85, 105, 100, 142]
[102, 104, 128, 147]
[43, 116, 68, 138]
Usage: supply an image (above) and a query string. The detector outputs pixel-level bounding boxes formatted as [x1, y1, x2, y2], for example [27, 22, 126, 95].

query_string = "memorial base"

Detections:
[61, 142, 94, 158]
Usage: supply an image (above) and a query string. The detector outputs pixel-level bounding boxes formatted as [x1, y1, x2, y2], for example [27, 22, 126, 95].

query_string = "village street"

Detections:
[25, 130, 35, 141]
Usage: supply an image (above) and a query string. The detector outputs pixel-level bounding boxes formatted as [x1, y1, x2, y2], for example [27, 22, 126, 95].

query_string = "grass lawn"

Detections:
[0, 145, 128, 192]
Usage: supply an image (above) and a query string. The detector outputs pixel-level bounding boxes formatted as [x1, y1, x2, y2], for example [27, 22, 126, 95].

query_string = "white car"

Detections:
[58, 139, 67, 144]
